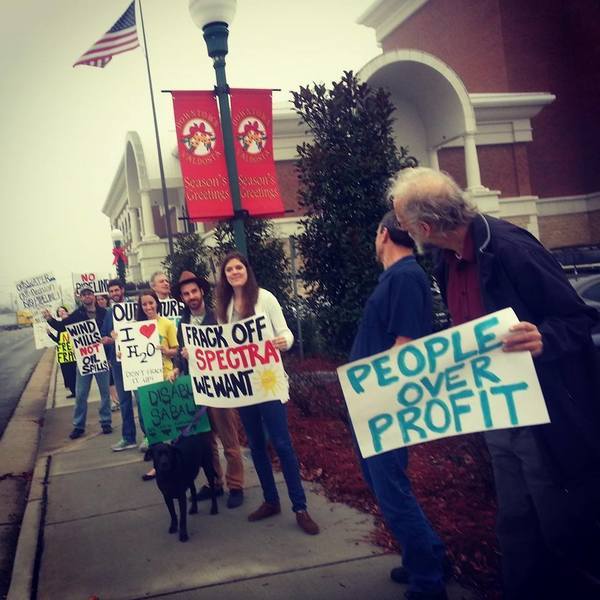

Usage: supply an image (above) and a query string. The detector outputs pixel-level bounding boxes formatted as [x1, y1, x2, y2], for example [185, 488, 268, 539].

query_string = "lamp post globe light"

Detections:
[111, 228, 127, 283]
[188, 0, 247, 256]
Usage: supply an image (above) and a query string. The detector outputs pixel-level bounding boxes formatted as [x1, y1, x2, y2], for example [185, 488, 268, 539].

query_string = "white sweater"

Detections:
[225, 288, 294, 351]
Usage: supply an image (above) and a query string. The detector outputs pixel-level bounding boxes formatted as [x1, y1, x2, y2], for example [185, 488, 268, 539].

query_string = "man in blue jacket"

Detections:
[43, 286, 112, 439]
[392, 167, 600, 599]
[350, 211, 447, 600]
[100, 278, 137, 452]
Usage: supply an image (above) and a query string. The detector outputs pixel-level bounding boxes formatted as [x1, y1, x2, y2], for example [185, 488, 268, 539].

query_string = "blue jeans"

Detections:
[73, 369, 111, 430]
[238, 401, 307, 512]
[357, 442, 445, 594]
[110, 361, 136, 444]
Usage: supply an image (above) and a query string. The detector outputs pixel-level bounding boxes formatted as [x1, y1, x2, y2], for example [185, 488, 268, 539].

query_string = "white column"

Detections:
[140, 190, 158, 240]
[428, 147, 439, 171]
[129, 207, 141, 244]
[464, 133, 486, 192]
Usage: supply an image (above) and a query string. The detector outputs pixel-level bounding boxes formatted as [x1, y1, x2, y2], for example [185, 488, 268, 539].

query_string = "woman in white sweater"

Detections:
[215, 251, 319, 536]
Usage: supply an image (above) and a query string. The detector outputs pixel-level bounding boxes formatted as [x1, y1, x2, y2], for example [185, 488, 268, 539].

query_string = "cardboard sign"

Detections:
[118, 321, 164, 391]
[112, 301, 138, 363]
[182, 314, 289, 408]
[66, 320, 109, 375]
[338, 308, 550, 458]
[15, 272, 62, 349]
[72, 273, 110, 296]
[57, 331, 76, 364]
[137, 376, 211, 444]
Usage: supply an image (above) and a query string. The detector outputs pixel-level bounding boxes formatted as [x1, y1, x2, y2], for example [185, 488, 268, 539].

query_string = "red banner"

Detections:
[171, 91, 233, 220]
[230, 89, 285, 217]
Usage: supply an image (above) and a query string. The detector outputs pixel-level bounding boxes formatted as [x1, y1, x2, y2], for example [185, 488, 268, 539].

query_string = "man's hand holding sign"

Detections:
[338, 308, 549, 458]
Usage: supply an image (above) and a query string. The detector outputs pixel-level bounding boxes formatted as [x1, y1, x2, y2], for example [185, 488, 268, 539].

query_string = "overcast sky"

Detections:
[0, 0, 379, 308]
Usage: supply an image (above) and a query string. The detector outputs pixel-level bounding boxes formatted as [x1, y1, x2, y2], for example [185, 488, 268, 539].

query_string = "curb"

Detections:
[4, 351, 55, 600]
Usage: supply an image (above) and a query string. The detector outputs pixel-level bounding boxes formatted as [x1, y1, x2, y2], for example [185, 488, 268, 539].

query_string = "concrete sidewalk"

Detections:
[9, 370, 474, 600]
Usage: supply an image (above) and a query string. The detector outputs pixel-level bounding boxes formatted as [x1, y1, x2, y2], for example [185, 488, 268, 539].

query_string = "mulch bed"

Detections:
[281, 356, 502, 599]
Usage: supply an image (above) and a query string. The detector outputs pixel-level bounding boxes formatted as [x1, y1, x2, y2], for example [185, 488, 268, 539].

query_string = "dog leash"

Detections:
[173, 406, 208, 444]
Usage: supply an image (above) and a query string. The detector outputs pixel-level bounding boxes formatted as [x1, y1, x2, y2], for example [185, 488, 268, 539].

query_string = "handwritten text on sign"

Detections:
[337, 308, 549, 458]
[112, 302, 138, 363]
[57, 331, 76, 364]
[119, 321, 164, 391]
[65, 320, 109, 375]
[137, 376, 211, 445]
[182, 314, 289, 408]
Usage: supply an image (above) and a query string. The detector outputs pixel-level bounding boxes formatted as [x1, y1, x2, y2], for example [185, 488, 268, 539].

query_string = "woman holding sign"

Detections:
[215, 252, 319, 536]
[47, 306, 77, 398]
[135, 289, 179, 481]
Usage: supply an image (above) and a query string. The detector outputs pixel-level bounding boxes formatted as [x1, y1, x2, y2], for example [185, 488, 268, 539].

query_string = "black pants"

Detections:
[485, 427, 599, 599]
[59, 362, 76, 396]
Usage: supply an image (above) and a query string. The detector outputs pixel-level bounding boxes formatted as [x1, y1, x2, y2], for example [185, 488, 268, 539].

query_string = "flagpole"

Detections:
[137, 0, 175, 259]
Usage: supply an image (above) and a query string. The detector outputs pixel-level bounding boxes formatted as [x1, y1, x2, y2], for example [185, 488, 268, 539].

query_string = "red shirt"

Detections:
[445, 229, 486, 326]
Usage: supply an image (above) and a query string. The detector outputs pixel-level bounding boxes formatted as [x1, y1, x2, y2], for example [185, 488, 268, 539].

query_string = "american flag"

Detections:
[73, 2, 139, 68]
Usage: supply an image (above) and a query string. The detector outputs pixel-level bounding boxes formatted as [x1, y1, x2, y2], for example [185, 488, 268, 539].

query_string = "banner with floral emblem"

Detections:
[230, 89, 285, 217]
[171, 91, 233, 220]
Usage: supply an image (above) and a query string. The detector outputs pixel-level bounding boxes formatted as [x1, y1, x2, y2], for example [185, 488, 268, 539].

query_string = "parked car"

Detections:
[570, 274, 600, 346]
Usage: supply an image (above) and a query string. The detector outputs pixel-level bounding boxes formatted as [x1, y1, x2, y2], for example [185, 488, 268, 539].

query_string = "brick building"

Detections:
[103, 0, 599, 280]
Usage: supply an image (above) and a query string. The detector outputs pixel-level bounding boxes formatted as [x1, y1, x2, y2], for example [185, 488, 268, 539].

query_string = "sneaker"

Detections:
[139, 438, 149, 453]
[227, 489, 244, 509]
[112, 439, 137, 452]
[110, 402, 120, 412]
[248, 501, 281, 521]
[101, 424, 113, 434]
[69, 428, 84, 439]
[296, 510, 320, 535]
[196, 485, 224, 501]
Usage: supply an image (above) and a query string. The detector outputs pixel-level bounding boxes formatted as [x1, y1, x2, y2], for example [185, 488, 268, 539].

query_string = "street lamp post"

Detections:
[189, 0, 248, 256]
[111, 228, 127, 283]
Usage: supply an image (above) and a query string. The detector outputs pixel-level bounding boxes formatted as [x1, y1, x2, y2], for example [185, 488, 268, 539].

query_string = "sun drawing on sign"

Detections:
[252, 366, 285, 397]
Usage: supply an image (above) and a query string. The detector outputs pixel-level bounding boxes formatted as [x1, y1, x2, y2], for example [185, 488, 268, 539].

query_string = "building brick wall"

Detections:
[381, 0, 509, 92]
[503, 215, 529, 230]
[538, 213, 594, 249]
[275, 160, 302, 215]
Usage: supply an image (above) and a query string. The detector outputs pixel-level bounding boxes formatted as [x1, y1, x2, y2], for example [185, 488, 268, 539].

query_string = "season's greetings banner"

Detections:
[118, 321, 164, 391]
[72, 273, 110, 296]
[15, 272, 62, 349]
[182, 314, 289, 408]
[137, 376, 211, 445]
[230, 89, 285, 217]
[171, 91, 233, 220]
[337, 308, 550, 458]
[65, 320, 109, 375]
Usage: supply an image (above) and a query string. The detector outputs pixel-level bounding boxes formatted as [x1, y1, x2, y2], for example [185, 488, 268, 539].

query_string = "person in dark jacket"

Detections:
[43, 286, 112, 439]
[173, 270, 245, 509]
[47, 306, 77, 398]
[391, 167, 600, 599]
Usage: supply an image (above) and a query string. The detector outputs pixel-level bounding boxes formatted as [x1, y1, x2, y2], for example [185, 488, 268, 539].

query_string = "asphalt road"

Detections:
[0, 328, 45, 439]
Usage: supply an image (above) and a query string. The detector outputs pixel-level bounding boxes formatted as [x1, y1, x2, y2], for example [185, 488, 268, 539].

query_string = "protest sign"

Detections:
[137, 376, 211, 445]
[56, 331, 76, 364]
[182, 314, 289, 408]
[65, 320, 109, 375]
[337, 308, 549, 458]
[72, 273, 110, 296]
[15, 272, 62, 349]
[118, 320, 164, 391]
[159, 298, 184, 327]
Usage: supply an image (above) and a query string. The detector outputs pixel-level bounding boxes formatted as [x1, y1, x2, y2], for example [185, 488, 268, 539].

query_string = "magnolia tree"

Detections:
[292, 71, 417, 356]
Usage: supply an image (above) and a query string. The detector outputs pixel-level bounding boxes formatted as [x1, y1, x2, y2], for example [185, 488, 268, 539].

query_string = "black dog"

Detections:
[152, 432, 218, 542]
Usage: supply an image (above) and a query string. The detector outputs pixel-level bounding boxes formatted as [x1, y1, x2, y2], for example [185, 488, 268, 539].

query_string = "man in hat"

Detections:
[43, 286, 112, 439]
[174, 270, 245, 509]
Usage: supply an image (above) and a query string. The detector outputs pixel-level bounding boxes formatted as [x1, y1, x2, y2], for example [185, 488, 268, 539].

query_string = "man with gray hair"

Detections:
[349, 209, 447, 600]
[392, 167, 600, 598]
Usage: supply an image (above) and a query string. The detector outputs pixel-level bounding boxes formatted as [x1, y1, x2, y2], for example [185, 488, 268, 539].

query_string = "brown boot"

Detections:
[248, 501, 281, 521]
[296, 510, 320, 535]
